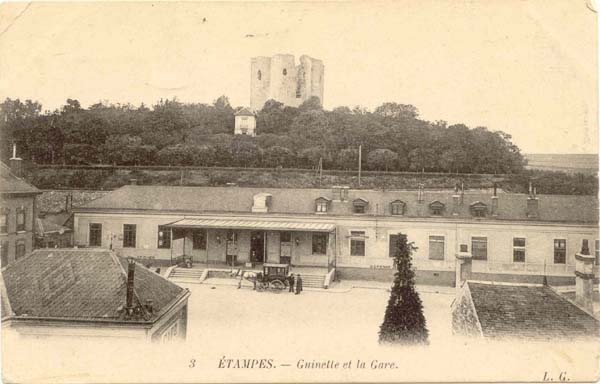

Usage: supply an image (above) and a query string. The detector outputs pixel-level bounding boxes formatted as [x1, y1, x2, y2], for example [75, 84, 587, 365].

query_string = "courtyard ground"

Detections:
[2, 279, 599, 383]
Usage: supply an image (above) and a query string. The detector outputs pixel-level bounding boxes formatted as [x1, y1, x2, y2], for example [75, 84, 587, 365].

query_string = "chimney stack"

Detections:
[452, 194, 460, 216]
[575, 240, 595, 313]
[417, 184, 424, 203]
[491, 183, 499, 216]
[9, 143, 24, 178]
[65, 192, 73, 213]
[526, 181, 539, 219]
[145, 299, 154, 314]
[126, 258, 136, 316]
[455, 244, 472, 293]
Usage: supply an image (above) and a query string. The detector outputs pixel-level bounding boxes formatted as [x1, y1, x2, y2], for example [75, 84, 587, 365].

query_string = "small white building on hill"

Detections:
[234, 107, 256, 136]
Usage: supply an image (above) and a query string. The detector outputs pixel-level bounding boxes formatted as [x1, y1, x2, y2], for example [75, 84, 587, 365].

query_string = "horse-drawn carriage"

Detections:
[242, 263, 290, 292]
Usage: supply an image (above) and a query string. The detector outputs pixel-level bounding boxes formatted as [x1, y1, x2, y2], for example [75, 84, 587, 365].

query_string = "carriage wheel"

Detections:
[256, 282, 266, 292]
[269, 279, 286, 292]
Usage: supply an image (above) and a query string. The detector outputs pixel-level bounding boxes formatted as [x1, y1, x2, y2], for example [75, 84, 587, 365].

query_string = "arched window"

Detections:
[257, 70, 262, 80]
[282, 68, 287, 76]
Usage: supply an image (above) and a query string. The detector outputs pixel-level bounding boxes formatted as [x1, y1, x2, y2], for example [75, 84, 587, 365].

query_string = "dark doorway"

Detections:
[250, 231, 265, 263]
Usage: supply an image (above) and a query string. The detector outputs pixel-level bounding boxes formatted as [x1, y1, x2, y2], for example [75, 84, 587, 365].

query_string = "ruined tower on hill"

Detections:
[250, 54, 324, 111]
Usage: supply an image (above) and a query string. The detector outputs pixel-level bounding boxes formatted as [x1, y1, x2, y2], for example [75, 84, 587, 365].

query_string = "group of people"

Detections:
[287, 273, 303, 295]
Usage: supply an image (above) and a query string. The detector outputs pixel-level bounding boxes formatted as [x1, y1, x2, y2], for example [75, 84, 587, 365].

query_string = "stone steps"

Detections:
[169, 268, 205, 282]
[297, 274, 326, 288]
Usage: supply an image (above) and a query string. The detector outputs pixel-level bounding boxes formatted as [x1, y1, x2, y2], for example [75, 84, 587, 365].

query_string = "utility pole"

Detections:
[358, 144, 362, 186]
[318, 157, 323, 186]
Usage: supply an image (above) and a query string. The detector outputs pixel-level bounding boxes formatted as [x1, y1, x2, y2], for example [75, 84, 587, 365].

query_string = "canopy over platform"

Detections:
[165, 218, 335, 232]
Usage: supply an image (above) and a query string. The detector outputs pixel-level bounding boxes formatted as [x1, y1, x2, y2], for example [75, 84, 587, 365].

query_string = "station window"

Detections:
[353, 199, 368, 214]
[193, 229, 207, 250]
[472, 237, 488, 260]
[16, 207, 25, 232]
[315, 198, 330, 213]
[595, 240, 599, 265]
[390, 201, 405, 216]
[513, 237, 526, 263]
[429, 236, 444, 260]
[89, 223, 102, 247]
[312, 233, 327, 255]
[0, 210, 7, 233]
[280, 231, 291, 243]
[123, 224, 136, 248]
[428, 235, 445, 260]
[554, 239, 566, 264]
[257, 70, 262, 80]
[282, 68, 287, 76]
[158, 226, 171, 249]
[429, 201, 445, 216]
[350, 231, 366, 257]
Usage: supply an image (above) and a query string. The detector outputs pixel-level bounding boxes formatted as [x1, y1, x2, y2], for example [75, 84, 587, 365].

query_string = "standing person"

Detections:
[295, 274, 303, 295]
[288, 273, 295, 293]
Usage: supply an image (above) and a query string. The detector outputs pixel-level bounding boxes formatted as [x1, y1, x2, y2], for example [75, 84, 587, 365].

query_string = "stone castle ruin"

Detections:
[250, 54, 324, 111]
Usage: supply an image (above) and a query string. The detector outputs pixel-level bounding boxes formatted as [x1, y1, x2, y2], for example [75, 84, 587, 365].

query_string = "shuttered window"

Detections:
[472, 237, 488, 260]
[428, 236, 445, 260]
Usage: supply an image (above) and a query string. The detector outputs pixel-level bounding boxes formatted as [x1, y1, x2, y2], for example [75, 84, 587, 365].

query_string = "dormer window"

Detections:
[315, 197, 331, 213]
[429, 201, 445, 216]
[252, 193, 272, 213]
[390, 200, 405, 216]
[470, 201, 487, 218]
[353, 198, 368, 214]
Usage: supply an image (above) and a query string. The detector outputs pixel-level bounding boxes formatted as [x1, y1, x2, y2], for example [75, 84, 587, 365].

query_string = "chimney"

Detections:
[145, 299, 154, 314]
[575, 240, 595, 313]
[491, 183, 499, 216]
[65, 193, 73, 213]
[417, 184, 424, 203]
[526, 181, 539, 219]
[9, 143, 24, 178]
[332, 186, 342, 201]
[126, 258, 136, 316]
[452, 194, 460, 216]
[455, 243, 472, 293]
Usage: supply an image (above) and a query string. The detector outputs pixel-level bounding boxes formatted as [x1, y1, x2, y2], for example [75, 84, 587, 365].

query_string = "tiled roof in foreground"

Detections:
[468, 282, 599, 340]
[76, 185, 599, 224]
[1, 249, 186, 322]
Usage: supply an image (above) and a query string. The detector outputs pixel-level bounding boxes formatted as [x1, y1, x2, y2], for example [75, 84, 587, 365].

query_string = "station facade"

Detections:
[73, 185, 599, 285]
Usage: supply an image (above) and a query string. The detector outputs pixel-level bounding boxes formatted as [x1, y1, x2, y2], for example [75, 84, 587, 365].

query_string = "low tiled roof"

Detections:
[35, 215, 71, 235]
[1, 249, 187, 322]
[76, 185, 598, 224]
[37, 190, 109, 213]
[468, 282, 600, 340]
[0, 162, 40, 195]
[235, 107, 254, 116]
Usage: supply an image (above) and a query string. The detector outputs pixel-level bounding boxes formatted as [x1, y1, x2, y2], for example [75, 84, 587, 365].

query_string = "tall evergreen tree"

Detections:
[379, 234, 429, 345]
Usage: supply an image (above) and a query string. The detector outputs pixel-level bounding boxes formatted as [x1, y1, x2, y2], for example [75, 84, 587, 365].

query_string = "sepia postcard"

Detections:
[0, 1, 598, 383]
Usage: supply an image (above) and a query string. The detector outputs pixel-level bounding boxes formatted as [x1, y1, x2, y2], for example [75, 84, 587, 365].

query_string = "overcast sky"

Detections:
[0, 1, 597, 154]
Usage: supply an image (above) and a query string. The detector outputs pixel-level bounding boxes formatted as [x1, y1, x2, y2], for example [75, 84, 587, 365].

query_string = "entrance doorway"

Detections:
[250, 231, 265, 263]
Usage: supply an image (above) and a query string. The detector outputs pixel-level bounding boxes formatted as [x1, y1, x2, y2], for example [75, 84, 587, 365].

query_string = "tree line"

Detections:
[1, 96, 526, 174]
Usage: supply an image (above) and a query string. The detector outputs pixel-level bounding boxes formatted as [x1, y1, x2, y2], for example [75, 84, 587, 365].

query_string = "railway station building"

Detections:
[72, 184, 599, 285]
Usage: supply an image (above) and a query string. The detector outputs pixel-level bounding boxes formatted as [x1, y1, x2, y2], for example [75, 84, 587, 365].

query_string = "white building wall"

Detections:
[234, 115, 256, 136]
[73, 211, 598, 277]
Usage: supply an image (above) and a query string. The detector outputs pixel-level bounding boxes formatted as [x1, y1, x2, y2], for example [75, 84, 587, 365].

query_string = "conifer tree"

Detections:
[378, 234, 429, 345]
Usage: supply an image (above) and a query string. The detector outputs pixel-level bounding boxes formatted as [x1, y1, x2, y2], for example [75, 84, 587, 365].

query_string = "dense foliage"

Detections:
[1, 97, 526, 174]
[379, 234, 429, 345]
